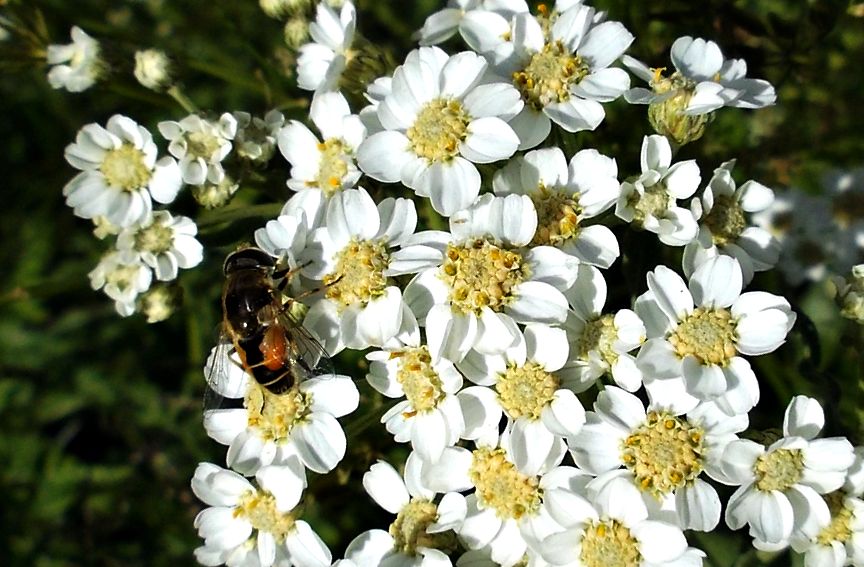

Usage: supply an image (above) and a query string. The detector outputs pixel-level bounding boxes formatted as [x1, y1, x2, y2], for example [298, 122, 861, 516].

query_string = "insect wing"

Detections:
[275, 309, 337, 385]
[203, 339, 250, 412]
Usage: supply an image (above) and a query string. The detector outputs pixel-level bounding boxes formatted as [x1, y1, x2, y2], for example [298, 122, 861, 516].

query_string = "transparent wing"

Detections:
[203, 339, 250, 412]
[275, 308, 337, 384]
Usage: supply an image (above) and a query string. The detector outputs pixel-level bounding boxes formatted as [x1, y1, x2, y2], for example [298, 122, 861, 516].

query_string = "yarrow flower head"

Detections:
[46, 26, 103, 92]
[158, 113, 237, 186]
[415, 0, 528, 48]
[233, 110, 285, 163]
[134, 49, 173, 92]
[635, 256, 795, 416]
[623, 36, 776, 145]
[64, 115, 182, 228]
[297, 1, 357, 93]
[88, 250, 152, 316]
[115, 211, 204, 282]
[616, 134, 700, 246]
[357, 46, 522, 216]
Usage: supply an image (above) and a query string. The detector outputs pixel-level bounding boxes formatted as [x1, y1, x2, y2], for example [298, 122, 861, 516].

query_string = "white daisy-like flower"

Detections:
[300, 188, 419, 354]
[569, 386, 746, 532]
[88, 250, 152, 317]
[278, 91, 365, 201]
[457, 323, 585, 473]
[635, 256, 795, 415]
[158, 113, 237, 186]
[191, 462, 331, 567]
[63, 115, 182, 228]
[394, 193, 577, 363]
[785, 490, 864, 567]
[683, 160, 780, 284]
[202, 344, 359, 475]
[492, 146, 621, 268]
[357, 46, 522, 216]
[722, 396, 856, 546]
[297, 1, 356, 92]
[233, 110, 284, 163]
[367, 335, 465, 463]
[561, 264, 645, 392]
[415, 0, 527, 49]
[615, 134, 700, 246]
[487, 3, 634, 149]
[116, 211, 203, 282]
[46, 26, 103, 92]
[345, 458, 461, 566]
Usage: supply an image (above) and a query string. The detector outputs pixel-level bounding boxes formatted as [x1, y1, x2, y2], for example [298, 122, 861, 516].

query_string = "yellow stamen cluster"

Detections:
[235, 489, 296, 543]
[704, 194, 746, 246]
[105, 263, 143, 292]
[470, 447, 541, 520]
[496, 361, 559, 420]
[324, 238, 390, 309]
[389, 498, 457, 556]
[134, 218, 174, 255]
[439, 239, 530, 316]
[407, 98, 469, 162]
[513, 41, 589, 111]
[311, 138, 349, 196]
[628, 183, 673, 225]
[530, 186, 583, 246]
[579, 519, 642, 567]
[620, 411, 705, 498]
[647, 69, 712, 146]
[669, 307, 737, 366]
[576, 314, 618, 364]
[395, 346, 445, 413]
[100, 144, 152, 191]
[185, 130, 223, 160]
[816, 491, 854, 546]
[245, 381, 311, 443]
[754, 448, 804, 492]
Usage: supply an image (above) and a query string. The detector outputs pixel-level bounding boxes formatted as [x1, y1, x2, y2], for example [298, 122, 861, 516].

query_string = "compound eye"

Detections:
[223, 247, 275, 275]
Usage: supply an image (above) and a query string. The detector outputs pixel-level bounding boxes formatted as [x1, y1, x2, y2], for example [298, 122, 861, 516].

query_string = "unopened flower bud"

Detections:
[191, 175, 239, 209]
[834, 264, 864, 324]
[138, 284, 182, 323]
[283, 16, 309, 49]
[134, 49, 172, 92]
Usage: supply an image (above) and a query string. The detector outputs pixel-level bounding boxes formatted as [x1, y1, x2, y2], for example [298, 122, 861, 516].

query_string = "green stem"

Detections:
[196, 203, 284, 228]
[166, 85, 198, 114]
[186, 59, 269, 95]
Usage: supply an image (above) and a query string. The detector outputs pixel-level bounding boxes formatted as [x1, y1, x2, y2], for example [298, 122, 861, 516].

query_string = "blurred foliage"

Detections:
[0, 0, 862, 566]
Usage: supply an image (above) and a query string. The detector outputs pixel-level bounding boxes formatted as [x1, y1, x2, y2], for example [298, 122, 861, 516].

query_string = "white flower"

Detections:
[722, 396, 856, 546]
[88, 251, 152, 317]
[623, 36, 777, 115]
[541, 473, 703, 566]
[254, 204, 313, 280]
[297, 1, 356, 92]
[116, 211, 203, 281]
[569, 386, 746, 532]
[300, 188, 420, 354]
[635, 256, 795, 415]
[158, 113, 237, 186]
[64, 115, 182, 228]
[278, 91, 365, 200]
[615, 135, 700, 246]
[561, 264, 645, 392]
[191, 462, 331, 567]
[395, 193, 577, 363]
[233, 110, 284, 163]
[367, 335, 465, 463]
[488, 4, 634, 149]
[357, 46, 522, 216]
[415, 0, 528, 48]
[134, 49, 172, 91]
[345, 458, 460, 566]
[457, 324, 585, 473]
[787, 490, 864, 567]
[203, 345, 359, 475]
[683, 160, 781, 284]
[492, 146, 621, 268]
[46, 26, 103, 92]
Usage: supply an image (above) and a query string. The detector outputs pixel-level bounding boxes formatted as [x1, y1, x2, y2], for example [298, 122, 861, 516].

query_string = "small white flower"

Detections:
[46, 26, 103, 92]
[158, 113, 237, 186]
[635, 256, 795, 415]
[787, 490, 864, 567]
[624, 36, 777, 115]
[297, 1, 356, 92]
[254, 205, 312, 277]
[415, 0, 528, 48]
[562, 264, 645, 392]
[191, 462, 331, 567]
[203, 345, 360, 475]
[345, 458, 460, 566]
[395, 193, 577, 363]
[615, 134, 700, 246]
[300, 188, 420, 354]
[493, 146, 621, 268]
[357, 46, 522, 216]
[134, 49, 172, 91]
[683, 160, 780, 284]
[116, 211, 203, 281]
[569, 386, 746, 532]
[64, 115, 182, 228]
[88, 251, 152, 316]
[278, 91, 365, 200]
[722, 396, 856, 546]
[233, 110, 284, 163]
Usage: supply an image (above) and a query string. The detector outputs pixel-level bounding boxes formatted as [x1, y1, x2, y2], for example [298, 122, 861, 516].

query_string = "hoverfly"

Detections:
[205, 246, 333, 405]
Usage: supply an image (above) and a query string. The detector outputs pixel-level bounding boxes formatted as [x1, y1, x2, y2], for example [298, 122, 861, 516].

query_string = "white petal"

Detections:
[461, 117, 519, 164]
[363, 461, 410, 514]
[294, 413, 346, 473]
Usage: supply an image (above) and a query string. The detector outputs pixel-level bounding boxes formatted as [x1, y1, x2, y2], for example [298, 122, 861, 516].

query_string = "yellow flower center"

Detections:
[579, 519, 642, 567]
[99, 143, 152, 191]
[628, 183, 673, 225]
[704, 194, 746, 246]
[439, 239, 530, 316]
[512, 41, 590, 111]
[324, 238, 390, 310]
[620, 411, 705, 498]
[407, 98, 470, 162]
[105, 263, 142, 292]
[530, 185, 583, 246]
[235, 489, 296, 544]
[470, 448, 542, 520]
[310, 138, 350, 196]
[191, 175, 239, 209]
[575, 314, 619, 365]
[134, 218, 174, 255]
[244, 381, 311, 443]
[185, 130, 223, 159]
[496, 361, 559, 420]
[754, 448, 804, 492]
[389, 498, 457, 556]
[648, 70, 711, 146]
[669, 307, 737, 366]
[816, 491, 854, 546]
[395, 346, 445, 413]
